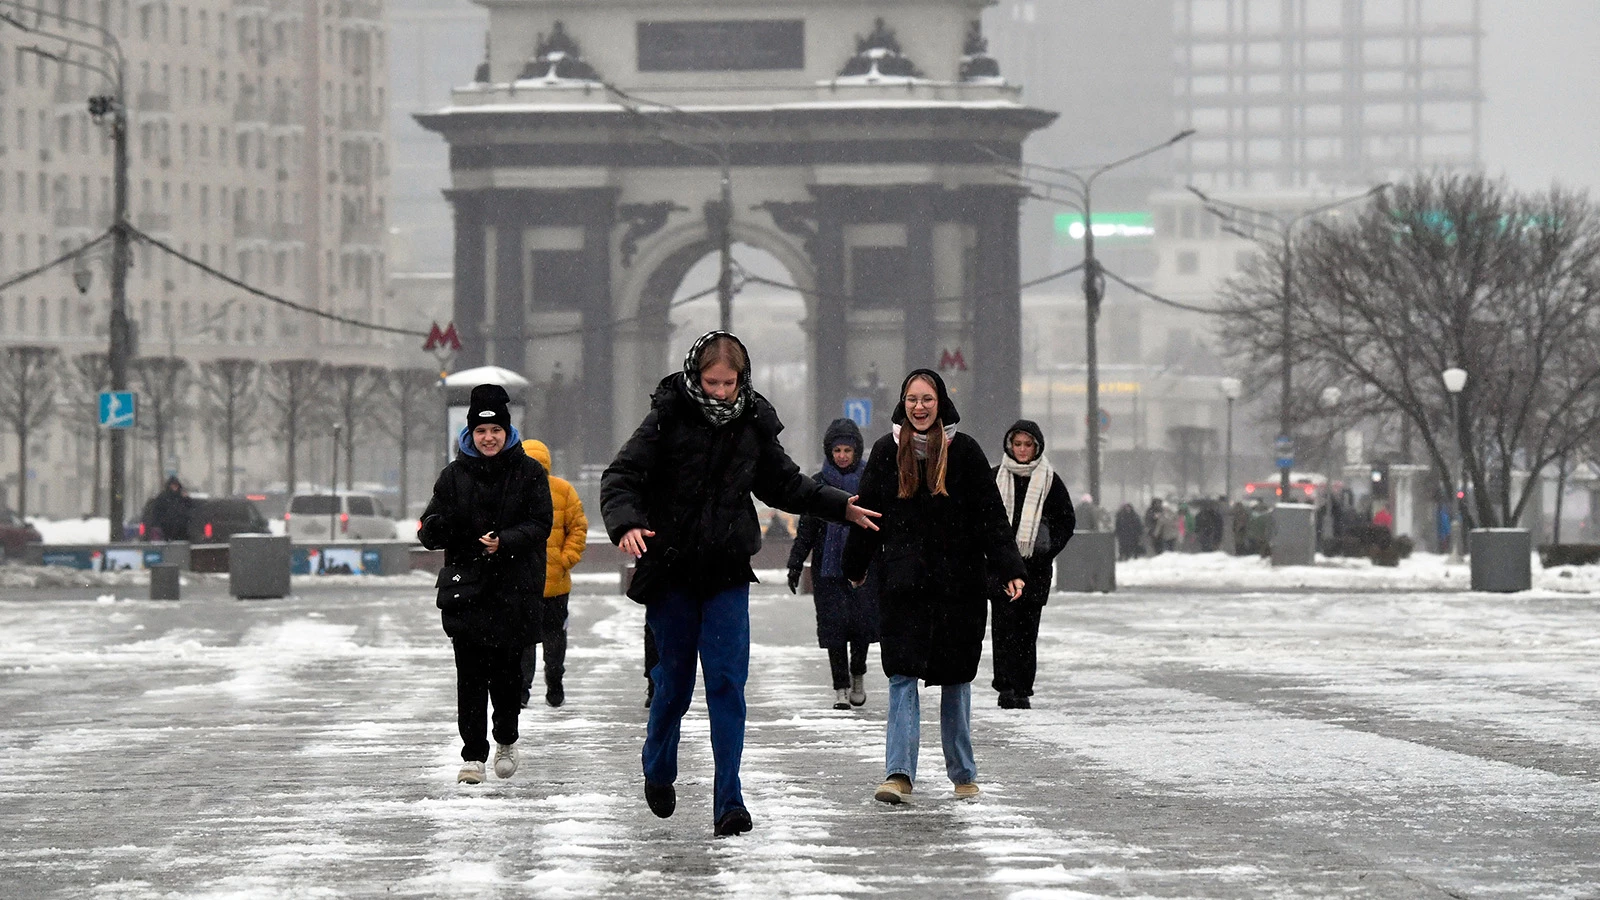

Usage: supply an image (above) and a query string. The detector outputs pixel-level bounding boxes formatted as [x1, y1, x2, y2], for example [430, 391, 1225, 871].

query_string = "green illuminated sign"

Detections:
[1054, 211, 1154, 241]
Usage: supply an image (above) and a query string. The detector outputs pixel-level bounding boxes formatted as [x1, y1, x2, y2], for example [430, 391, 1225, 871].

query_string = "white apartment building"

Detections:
[0, 0, 399, 517]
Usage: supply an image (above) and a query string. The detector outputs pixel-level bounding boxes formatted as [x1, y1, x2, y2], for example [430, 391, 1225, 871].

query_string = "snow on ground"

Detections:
[1116, 549, 1600, 594]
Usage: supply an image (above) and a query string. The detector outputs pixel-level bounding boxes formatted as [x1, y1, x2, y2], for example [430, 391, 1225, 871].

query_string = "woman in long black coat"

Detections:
[843, 369, 1025, 805]
[418, 383, 553, 786]
[602, 331, 879, 838]
[990, 419, 1076, 710]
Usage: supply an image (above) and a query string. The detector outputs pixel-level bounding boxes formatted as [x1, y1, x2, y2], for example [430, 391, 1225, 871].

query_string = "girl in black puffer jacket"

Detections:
[602, 331, 880, 838]
[419, 384, 552, 786]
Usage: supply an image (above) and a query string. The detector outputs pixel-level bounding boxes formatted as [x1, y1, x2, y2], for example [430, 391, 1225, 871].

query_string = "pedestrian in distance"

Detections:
[842, 368, 1026, 806]
[787, 417, 880, 711]
[518, 439, 587, 709]
[418, 384, 552, 786]
[1115, 502, 1145, 560]
[139, 475, 194, 542]
[990, 420, 1075, 711]
[601, 331, 881, 838]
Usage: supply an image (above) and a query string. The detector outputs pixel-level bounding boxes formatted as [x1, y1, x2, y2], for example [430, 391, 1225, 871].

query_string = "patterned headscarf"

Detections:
[682, 330, 751, 427]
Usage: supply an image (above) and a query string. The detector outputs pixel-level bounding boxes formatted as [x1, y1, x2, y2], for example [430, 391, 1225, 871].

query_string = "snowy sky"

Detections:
[1480, 2, 1600, 193]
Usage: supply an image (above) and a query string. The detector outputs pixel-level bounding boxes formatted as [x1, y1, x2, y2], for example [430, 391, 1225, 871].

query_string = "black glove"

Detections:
[786, 567, 801, 594]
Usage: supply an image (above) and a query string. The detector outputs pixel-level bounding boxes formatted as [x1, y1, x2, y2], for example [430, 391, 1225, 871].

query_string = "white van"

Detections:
[286, 493, 397, 541]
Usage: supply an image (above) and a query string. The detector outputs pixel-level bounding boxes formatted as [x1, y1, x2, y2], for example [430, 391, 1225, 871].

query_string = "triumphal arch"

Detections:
[418, 0, 1054, 462]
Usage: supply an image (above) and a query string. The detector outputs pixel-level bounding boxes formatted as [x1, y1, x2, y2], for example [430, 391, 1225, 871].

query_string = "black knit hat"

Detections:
[890, 368, 960, 427]
[466, 383, 511, 432]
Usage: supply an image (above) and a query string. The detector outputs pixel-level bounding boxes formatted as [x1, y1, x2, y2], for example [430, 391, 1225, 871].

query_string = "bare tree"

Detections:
[197, 358, 260, 496]
[0, 345, 60, 517]
[374, 368, 443, 516]
[327, 364, 383, 492]
[69, 353, 111, 516]
[132, 357, 194, 487]
[1218, 173, 1600, 527]
[263, 359, 329, 493]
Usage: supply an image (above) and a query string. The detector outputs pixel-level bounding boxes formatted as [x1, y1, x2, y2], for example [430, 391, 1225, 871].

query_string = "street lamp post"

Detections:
[1443, 367, 1468, 563]
[3, 5, 129, 543]
[1220, 377, 1242, 501]
[1189, 183, 1389, 501]
[996, 130, 1194, 505]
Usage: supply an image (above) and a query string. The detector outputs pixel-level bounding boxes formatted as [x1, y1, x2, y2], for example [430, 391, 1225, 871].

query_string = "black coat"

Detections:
[418, 440, 553, 647]
[843, 431, 1025, 685]
[789, 471, 881, 648]
[992, 466, 1076, 605]
[602, 374, 851, 602]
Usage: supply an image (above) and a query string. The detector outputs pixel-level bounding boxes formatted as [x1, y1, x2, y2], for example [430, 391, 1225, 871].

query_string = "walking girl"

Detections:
[787, 418, 880, 710]
[601, 331, 880, 837]
[990, 419, 1075, 710]
[518, 439, 587, 709]
[843, 369, 1025, 804]
[418, 384, 552, 785]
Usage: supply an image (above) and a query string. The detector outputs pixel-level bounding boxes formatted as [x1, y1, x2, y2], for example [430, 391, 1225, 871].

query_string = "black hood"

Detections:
[1003, 419, 1046, 461]
[890, 368, 960, 428]
[821, 417, 864, 458]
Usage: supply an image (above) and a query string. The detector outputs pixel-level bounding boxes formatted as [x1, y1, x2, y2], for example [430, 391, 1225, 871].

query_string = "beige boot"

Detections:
[849, 674, 866, 707]
[874, 774, 913, 805]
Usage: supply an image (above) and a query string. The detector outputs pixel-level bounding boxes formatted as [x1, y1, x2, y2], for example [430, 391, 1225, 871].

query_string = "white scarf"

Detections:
[998, 453, 1052, 557]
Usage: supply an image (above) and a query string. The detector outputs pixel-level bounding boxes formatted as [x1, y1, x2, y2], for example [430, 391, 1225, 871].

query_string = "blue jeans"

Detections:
[885, 674, 976, 785]
[643, 584, 751, 821]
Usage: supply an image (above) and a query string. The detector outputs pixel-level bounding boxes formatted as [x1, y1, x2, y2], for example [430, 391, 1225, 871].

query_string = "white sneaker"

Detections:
[493, 743, 518, 779]
[833, 689, 851, 710]
[457, 761, 485, 784]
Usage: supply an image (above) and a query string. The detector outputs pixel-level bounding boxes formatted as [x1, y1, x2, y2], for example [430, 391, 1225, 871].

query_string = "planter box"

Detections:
[1470, 529, 1532, 592]
[1056, 531, 1116, 593]
[1271, 504, 1316, 567]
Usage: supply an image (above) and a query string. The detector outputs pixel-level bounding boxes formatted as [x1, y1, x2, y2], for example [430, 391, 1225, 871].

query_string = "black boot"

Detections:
[645, 782, 676, 818]
[714, 806, 753, 837]
[546, 680, 564, 708]
[998, 690, 1017, 709]
[1014, 695, 1031, 709]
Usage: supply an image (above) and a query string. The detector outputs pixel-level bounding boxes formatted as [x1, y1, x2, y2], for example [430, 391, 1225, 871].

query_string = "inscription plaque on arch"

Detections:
[637, 20, 805, 72]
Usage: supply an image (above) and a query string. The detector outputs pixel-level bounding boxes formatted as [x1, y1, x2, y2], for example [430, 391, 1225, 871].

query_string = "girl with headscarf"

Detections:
[990, 419, 1075, 709]
[601, 331, 881, 837]
[842, 369, 1025, 805]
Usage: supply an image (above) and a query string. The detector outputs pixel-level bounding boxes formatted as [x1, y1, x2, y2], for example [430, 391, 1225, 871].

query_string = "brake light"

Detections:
[138, 522, 146, 538]
[1244, 485, 1255, 494]
[1275, 487, 1282, 496]
[204, 523, 214, 540]
[340, 512, 349, 534]
[1303, 485, 1315, 496]
[284, 512, 292, 522]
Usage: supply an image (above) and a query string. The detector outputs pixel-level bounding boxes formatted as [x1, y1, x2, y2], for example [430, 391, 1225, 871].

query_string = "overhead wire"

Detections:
[0, 228, 112, 293]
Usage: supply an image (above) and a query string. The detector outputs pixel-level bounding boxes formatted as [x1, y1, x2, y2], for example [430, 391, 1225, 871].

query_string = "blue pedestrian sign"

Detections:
[843, 397, 873, 428]
[1273, 434, 1294, 470]
[99, 391, 137, 429]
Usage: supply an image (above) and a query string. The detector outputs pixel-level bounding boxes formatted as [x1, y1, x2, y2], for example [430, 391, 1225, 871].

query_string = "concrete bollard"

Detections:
[1470, 528, 1532, 592]
[1056, 531, 1116, 592]
[1271, 503, 1317, 567]
[149, 563, 181, 601]
[230, 534, 291, 599]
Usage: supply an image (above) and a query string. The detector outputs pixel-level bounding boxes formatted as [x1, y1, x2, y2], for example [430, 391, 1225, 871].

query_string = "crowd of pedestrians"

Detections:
[421, 332, 1085, 838]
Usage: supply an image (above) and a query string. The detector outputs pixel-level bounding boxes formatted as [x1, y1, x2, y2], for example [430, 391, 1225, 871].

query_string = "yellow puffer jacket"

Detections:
[522, 439, 588, 597]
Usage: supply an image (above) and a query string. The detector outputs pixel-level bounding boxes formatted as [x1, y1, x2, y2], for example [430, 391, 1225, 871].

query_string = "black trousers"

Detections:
[990, 599, 1045, 698]
[453, 639, 523, 762]
[520, 594, 570, 696]
[826, 640, 869, 689]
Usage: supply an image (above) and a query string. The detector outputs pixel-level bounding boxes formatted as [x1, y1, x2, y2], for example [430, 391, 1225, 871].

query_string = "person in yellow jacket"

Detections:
[520, 439, 588, 708]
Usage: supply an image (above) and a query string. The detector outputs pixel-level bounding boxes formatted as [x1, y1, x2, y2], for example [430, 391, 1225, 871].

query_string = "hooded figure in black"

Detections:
[418, 383, 553, 786]
[990, 419, 1075, 709]
[141, 476, 194, 542]
[788, 417, 880, 709]
[602, 331, 881, 838]
[842, 368, 1025, 805]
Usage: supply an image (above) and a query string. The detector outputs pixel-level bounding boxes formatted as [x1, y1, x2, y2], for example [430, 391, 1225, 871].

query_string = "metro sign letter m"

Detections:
[423, 322, 462, 352]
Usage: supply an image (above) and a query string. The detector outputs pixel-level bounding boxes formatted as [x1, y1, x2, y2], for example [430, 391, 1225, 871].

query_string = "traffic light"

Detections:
[1370, 463, 1389, 499]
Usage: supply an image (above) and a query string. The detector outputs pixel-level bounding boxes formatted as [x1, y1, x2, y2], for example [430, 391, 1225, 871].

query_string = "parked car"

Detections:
[0, 509, 41, 561]
[286, 493, 396, 541]
[184, 497, 271, 543]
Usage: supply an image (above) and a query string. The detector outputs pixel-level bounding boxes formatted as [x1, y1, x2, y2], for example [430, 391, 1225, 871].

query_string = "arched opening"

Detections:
[654, 243, 816, 468]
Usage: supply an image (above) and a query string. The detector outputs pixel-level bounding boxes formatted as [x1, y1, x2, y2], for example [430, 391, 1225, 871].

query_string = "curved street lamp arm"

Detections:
[0, 0, 124, 73]
[1020, 188, 1086, 216]
[1289, 182, 1391, 229]
[1086, 129, 1195, 186]
[21, 44, 119, 95]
